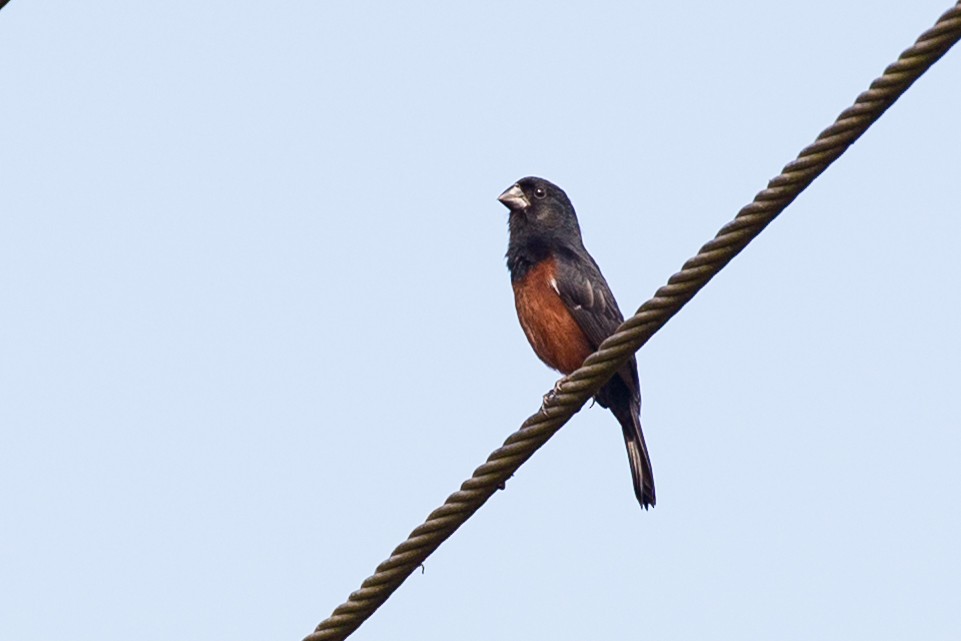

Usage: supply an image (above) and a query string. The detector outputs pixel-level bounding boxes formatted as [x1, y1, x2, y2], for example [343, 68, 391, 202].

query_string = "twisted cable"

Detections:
[306, 4, 961, 640]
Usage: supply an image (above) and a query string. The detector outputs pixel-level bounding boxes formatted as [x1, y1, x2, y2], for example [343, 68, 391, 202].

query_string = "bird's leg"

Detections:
[541, 379, 565, 411]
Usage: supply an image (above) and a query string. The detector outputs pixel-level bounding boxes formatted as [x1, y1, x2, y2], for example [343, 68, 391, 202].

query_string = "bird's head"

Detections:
[497, 176, 582, 242]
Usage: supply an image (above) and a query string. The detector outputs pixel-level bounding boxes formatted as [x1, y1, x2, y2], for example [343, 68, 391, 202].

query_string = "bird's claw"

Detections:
[541, 380, 565, 411]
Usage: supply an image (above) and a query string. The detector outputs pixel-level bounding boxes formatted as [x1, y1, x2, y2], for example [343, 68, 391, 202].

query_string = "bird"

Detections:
[498, 176, 655, 509]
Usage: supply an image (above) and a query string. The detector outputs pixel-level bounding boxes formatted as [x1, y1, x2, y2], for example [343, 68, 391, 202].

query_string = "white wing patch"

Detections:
[549, 277, 560, 295]
[583, 278, 596, 308]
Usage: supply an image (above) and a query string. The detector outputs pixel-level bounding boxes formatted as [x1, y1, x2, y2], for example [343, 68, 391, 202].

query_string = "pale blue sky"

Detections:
[2, 2, 960, 640]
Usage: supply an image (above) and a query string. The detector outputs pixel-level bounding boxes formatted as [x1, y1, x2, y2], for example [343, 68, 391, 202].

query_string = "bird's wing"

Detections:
[553, 251, 640, 396]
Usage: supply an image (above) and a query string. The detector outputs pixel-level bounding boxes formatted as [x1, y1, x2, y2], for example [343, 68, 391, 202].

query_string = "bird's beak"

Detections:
[497, 184, 530, 210]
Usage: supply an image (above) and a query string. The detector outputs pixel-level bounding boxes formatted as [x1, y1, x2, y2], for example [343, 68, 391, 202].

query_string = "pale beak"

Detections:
[497, 183, 530, 210]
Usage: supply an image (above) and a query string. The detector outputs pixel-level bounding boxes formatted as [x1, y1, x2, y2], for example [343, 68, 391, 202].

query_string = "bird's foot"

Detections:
[541, 380, 565, 411]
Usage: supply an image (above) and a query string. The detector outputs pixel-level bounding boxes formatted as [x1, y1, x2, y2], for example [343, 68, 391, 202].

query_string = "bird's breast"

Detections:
[512, 256, 594, 375]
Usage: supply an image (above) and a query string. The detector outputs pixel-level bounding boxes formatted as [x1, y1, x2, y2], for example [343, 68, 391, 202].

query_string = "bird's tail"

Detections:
[611, 402, 656, 509]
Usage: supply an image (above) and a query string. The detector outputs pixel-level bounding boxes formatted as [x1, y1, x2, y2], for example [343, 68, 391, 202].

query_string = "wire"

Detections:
[305, 4, 961, 640]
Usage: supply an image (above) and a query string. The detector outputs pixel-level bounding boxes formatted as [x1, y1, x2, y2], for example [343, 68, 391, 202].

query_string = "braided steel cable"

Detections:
[305, 4, 961, 640]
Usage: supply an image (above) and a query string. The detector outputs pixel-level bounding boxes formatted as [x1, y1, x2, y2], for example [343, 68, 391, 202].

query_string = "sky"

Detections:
[2, 2, 960, 640]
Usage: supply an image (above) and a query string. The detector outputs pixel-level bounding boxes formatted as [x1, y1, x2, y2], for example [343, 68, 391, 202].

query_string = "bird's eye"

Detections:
[533, 187, 546, 199]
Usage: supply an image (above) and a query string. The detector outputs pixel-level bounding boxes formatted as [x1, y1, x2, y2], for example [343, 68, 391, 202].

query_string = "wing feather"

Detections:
[553, 251, 640, 396]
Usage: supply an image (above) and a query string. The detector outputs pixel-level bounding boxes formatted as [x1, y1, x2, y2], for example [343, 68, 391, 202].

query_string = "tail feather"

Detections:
[611, 402, 656, 509]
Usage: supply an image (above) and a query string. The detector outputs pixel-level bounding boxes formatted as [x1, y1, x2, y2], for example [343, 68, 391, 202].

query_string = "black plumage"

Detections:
[499, 176, 656, 509]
